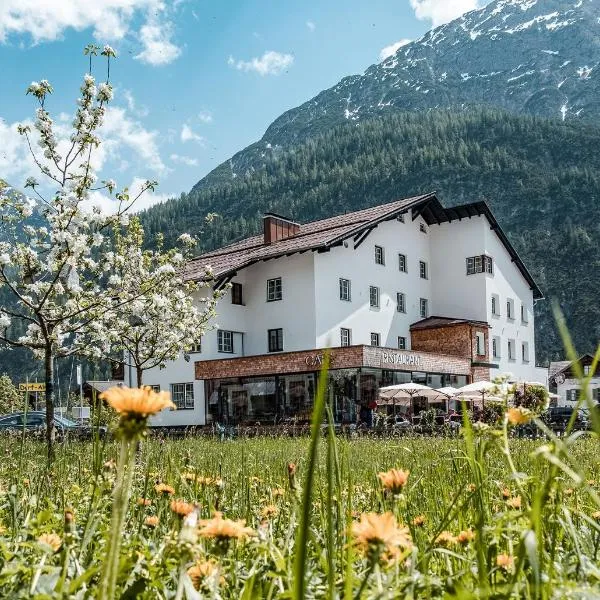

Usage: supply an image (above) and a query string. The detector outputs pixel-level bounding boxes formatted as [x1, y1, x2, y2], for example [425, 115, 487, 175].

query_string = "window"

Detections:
[566, 389, 578, 403]
[522, 342, 529, 363]
[492, 336, 501, 359]
[593, 388, 599, 401]
[268, 328, 284, 353]
[171, 383, 194, 410]
[217, 330, 234, 353]
[508, 339, 516, 361]
[420, 298, 428, 319]
[419, 261, 428, 280]
[398, 253, 407, 273]
[397, 214, 405, 223]
[232, 282, 243, 305]
[267, 277, 282, 302]
[190, 339, 202, 353]
[398, 336, 407, 350]
[149, 385, 161, 393]
[476, 332, 485, 356]
[584, 365, 591, 375]
[491, 294, 500, 316]
[339, 278, 351, 301]
[466, 254, 493, 275]
[375, 245, 385, 265]
[340, 328, 352, 347]
[369, 286, 380, 308]
[396, 292, 406, 313]
[370, 332, 381, 347]
[507, 298, 515, 320]
[521, 304, 528, 323]
[420, 223, 427, 233]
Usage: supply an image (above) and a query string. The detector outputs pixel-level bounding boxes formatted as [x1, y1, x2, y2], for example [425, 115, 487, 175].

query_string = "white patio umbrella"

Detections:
[379, 383, 440, 416]
[456, 381, 499, 411]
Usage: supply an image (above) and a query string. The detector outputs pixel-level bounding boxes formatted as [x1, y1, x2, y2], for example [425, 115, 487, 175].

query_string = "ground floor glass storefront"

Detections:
[204, 368, 469, 425]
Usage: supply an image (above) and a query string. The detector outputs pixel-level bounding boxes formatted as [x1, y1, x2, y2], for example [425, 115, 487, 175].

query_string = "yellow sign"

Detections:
[18, 383, 46, 392]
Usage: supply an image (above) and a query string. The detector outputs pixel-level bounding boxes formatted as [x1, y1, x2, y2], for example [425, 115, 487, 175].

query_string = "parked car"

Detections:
[542, 407, 590, 432]
[0, 412, 106, 439]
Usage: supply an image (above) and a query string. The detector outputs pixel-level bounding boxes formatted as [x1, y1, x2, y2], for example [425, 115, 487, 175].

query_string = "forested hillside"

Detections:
[140, 109, 600, 363]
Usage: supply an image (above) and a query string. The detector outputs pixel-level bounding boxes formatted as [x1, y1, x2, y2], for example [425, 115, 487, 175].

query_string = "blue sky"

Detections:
[0, 0, 483, 210]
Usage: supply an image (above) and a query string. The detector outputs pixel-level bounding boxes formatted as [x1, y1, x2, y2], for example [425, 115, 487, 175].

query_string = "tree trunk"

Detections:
[136, 366, 143, 388]
[44, 346, 56, 463]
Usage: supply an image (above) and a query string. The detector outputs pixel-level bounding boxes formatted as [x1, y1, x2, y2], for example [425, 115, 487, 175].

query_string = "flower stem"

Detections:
[98, 437, 135, 600]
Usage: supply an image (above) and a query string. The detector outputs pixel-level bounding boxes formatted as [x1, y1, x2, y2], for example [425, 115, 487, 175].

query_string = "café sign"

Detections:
[305, 353, 335, 368]
[381, 352, 422, 368]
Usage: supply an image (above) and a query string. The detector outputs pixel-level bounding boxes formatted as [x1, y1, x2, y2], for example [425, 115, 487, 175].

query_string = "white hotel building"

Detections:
[122, 193, 544, 427]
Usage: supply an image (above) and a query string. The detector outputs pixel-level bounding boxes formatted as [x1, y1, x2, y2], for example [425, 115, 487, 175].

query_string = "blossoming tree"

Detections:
[0, 48, 216, 459]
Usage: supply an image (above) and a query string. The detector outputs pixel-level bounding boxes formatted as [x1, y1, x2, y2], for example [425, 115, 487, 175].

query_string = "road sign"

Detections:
[18, 383, 46, 392]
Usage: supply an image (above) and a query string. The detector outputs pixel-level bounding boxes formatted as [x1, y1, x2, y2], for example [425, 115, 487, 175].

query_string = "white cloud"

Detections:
[379, 39, 411, 61]
[228, 51, 294, 76]
[123, 89, 149, 117]
[170, 153, 198, 166]
[306, 21, 316, 32]
[134, 13, 181, 66]
[409, 0, 482, 27]
[180, 124, 203, 144]
[197, 110, 213, 124]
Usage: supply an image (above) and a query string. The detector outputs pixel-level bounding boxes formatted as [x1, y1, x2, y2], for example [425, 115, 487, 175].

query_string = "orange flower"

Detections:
[171, 499, 196, 517]
[272, 487, 285, 498]
[501, 487, 511, 499]
[155, 483, 175, 496]
[496, 553, 514, 571]
[378, 469, 409, 494]
[260, 504, 279, 519]
[506, 496, 522, 509]
[137, 498, 152, 506]
[456, 529, 475, 545]
[187, 559, 224, 589]
[144, 516, 159, 528]
[591, 511, 600, 521]
[100, 385, 175, 417]
[351, 512, 412, 558]
[507, 407, 532, 425]
[467, 483, 477, 493]
[198, 513, 256, 541]
[435, 531, 456, 548]
[412, 515, 426, 528]
[37, 533, 62, 553]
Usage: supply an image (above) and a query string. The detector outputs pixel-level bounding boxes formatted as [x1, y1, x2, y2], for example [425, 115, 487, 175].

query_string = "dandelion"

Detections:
[170, 499, 195, 517]
[37, 533, 62, 553]
[187, 559, 224, 589]
[198, 513, 256, 541]
[467, 483, 477, 493]
[507, 407, 533, 425]
[100, 385, 174, 424]
[506, 496, 522, 509]
[456, 529, 475, 545]
[501, 487, 511, 499]
[435, 531, 456, 548]
[591, 511, 600, 521]
[496, 553, 514, 571]
[272, 487, 285, 498]
[378, 468, 410, 494]
[412, 515, 426, 527]
[352, 512, 412, 560]
[137, 498, 151, 506]
[155, 483, 175, 496]
[261, 505, 279, 519]
[145, 516, 159, 528]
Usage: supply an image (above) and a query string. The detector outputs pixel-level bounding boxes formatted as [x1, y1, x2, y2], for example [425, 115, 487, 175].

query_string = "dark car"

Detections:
[542, 407, 590, 432]
[0, 412, 106, 440]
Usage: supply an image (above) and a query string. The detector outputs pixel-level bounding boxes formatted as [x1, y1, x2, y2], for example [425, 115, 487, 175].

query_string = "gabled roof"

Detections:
[549, 354, 595, 380]
[184, 193, 543, 299]
[410, 316, 490, 331]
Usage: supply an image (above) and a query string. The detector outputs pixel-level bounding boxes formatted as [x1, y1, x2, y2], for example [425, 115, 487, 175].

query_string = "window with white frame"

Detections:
[267, 277, 282, 302]
[584, 365, 591, 375]
[398, 336, 407, 350]
[419, 261, 428, 280]
[521, 304, 528, 323]
[507, 298, 515, 320]
[491, 294, 500, 316]
[566, 389, 578, 402]
[369, 286, 380, 308]
[370, 332, 381, 347]
[522, 341, 529, 363]
[466, 255, 493, 275]
[492, 336, 501, 359]
[420, 298, 428, 319]
[217, 330, 234, 353]
[398, 253, 407, 273]
[190, 338, 202, 353]
[508, 339, 516, 361]
[375, 245, 385, 265]
[339, 278, 351, 301]
[396, 292, 406, 313]
[171, 383, 194, 410]
[340, 328, 352, 347]
[476, 332, 485, 356]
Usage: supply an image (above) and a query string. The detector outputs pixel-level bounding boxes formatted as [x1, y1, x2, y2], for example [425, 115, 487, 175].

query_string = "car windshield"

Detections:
[55, 415, 79, 426]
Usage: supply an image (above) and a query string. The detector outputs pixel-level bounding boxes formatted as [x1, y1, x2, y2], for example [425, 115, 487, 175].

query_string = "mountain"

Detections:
[192, 0, 600, 192]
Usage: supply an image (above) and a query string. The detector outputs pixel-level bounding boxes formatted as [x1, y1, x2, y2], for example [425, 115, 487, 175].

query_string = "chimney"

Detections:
[263, 213, 300, 245]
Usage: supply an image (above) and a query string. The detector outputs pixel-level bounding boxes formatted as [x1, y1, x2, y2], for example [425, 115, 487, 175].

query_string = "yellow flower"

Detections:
[456, 529, 475, 545]
[137, 497, 152, 506]
[496, 553, 514, 571]
[261, 504, 279, 519]
[144, 516, 159, 528]
[506, 496, 522, 510]
[435, 531, 456, 548]
[155, 483, 175, 496]
[412, 515, 426, 528]
[507, 407, 533, 425]
[187, 559, 224, 589]
[272, 487, 285, 498]
[378, 469, 410, 494]
[351, 512, 412, 559]
[170, 499, 196, 517]
[100, 385, 175, 417]
[37, 533, 62, 553]
[198, 513, 256, 540]
[591, 511, 600, 521]
[467, 483, 477, 493]
[501, 487, 511, 499]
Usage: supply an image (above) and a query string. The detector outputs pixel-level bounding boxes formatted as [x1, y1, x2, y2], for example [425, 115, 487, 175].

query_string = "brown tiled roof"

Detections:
[548, 361, 571, 379]
[185, 193, 435, 281]
[410, 316, 490, 330]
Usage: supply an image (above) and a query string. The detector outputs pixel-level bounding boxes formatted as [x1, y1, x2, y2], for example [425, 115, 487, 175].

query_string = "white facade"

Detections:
[555, 378, 600, 407]
[135, 202, 541, 426]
